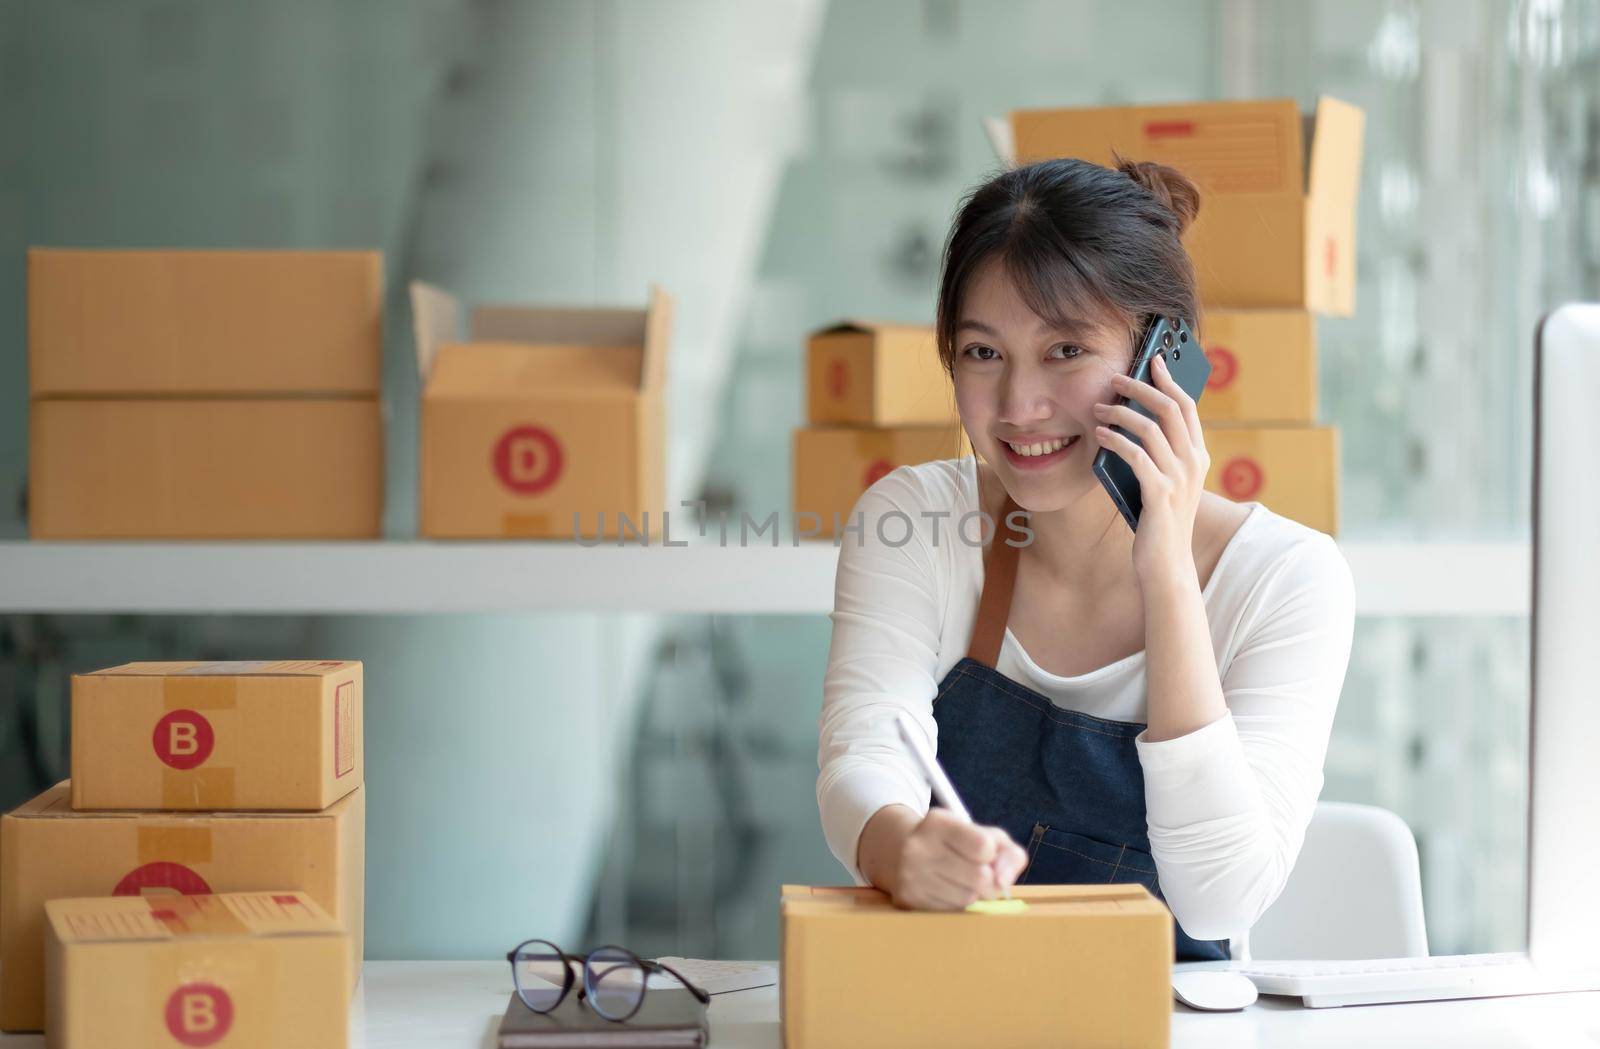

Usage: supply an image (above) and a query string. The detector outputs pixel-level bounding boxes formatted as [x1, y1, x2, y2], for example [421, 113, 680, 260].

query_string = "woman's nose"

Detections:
[998, 370, 1054, 424]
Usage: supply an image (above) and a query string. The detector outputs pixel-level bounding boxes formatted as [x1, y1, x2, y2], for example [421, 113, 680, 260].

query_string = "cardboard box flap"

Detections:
[1307, 96, 1365, 203]
[409, 280, 464, 384]
[8, 781, 361, 821]
[982, 115, 1016, 168]
[428, 342, 645, 396]
[470, 303, 646, 348]
[1007, 98, 1306, 197]
[810, 320, 930, 340]
[86, 660, 357, 678]
[46, 892, 338, 944]
[642, 284, 673, 393]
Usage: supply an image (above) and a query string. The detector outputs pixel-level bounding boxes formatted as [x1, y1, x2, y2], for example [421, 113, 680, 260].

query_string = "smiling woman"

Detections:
[815, 156, 1356, 961]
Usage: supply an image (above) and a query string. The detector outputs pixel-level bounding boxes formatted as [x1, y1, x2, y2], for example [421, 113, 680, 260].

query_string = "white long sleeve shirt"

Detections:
[815, 456, 1356, 941]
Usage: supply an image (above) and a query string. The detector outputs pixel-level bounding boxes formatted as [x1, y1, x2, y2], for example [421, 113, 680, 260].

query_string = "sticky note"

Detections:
[965, 898, 1030, 915]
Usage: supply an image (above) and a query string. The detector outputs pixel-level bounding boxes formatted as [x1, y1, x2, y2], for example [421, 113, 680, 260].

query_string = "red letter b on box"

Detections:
[153, 709, 215, 770]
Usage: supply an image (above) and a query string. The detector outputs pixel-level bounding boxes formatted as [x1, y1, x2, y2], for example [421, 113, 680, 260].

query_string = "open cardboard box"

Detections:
[988, 97, 1365, 314]
[410, 281, 673, 540]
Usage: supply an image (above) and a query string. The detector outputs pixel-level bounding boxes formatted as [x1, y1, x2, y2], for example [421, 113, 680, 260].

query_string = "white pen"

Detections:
[892, 712, 1010, 900]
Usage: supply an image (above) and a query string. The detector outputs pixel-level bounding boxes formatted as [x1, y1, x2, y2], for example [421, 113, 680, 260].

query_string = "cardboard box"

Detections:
[806, 322, 955, 426]
[1001, 97, 1365, 314]
[410, 281, 672, 539]
[28, 249, 383, 396]
[71, 661, 364, 812]
[29, 398, 382, 539]
[781, 884, 1172, 1049]
[45, 891, 349, 1049]
[0, 782, 364, 1032]
[1204, 424, 1340, 535]
[1198, 310, 1317, 424]
[793, 424, 970, 538]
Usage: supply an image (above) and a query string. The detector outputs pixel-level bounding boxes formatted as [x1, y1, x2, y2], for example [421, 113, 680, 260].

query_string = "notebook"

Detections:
[496, 989, 709, 1048]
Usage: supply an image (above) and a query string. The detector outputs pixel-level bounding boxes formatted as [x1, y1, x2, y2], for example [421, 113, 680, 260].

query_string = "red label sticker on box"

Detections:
[1207, 346, 1238, 390]
[165, 983, 233, 1047]
[493, 425, 564, 494]
[862, 459, 894, 489]
[1220, 457, 1265, 499]
[826, 359, 849, 399]
[113, 861, 213, 898]
[153, 709, 215, 770]
[334, 680, 355, 779]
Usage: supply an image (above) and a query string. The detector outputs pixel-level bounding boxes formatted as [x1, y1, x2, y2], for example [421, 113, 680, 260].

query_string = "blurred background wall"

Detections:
[2, 0, 1597, 960]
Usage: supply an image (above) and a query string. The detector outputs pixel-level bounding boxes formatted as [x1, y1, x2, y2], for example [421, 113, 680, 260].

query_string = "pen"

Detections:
[892, 712, 1010, 900]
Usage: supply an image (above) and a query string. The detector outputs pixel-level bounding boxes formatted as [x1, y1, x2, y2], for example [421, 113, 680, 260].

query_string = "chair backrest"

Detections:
[1244, 801, 1429, 961]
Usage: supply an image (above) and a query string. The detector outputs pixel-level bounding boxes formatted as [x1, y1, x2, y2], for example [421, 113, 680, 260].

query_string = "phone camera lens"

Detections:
[1161, 330, 1174, 349]
[1179, 330, 1189, 343]
[1172, 348, 1181, 360]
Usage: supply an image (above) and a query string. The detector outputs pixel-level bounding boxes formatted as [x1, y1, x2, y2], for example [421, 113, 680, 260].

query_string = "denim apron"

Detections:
[932, 497, 1229, 961]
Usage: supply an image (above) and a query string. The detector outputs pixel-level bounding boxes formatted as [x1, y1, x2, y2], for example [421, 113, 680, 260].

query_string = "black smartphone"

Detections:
[1092, 316, 1212, 532]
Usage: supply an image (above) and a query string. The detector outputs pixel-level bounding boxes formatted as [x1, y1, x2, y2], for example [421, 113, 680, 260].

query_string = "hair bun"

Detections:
[1115, 156, 1201, 236]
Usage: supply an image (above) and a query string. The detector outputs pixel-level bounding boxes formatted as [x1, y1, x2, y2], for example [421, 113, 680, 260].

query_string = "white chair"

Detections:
[1236, 801, 1429, 961]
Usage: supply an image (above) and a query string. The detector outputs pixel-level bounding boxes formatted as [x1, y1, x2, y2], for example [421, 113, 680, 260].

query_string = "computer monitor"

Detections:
[1527, 303, 1600, 976]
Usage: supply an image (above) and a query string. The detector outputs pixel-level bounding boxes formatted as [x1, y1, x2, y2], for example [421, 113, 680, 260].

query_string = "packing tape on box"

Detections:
[163, 677, 239, 711]
[502, 512, 552, 537]
[162, 768, 237, 810]
[137, 825, 213, 866]
[161, 675, 238, 809]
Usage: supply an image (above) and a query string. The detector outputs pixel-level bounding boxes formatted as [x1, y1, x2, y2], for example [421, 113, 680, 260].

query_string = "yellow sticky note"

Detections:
[965, 898, 1030, 915]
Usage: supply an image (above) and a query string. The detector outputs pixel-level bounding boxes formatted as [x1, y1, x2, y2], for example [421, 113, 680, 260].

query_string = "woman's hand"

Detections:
[1092, 352, 1209, 586]
[861, 805, 1029, 910]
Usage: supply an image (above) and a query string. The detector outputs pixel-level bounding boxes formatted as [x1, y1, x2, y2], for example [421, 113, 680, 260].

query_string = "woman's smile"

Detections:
[999, 433, 1081, 469]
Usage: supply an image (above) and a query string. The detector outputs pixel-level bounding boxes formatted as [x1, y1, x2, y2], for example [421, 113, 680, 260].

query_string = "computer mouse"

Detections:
[1171, 970, 1258, 1011]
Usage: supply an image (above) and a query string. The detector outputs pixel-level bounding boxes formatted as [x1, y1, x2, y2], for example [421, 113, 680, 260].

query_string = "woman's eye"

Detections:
[1048, 344, 1084, 360]
[964, 344, 999, 361]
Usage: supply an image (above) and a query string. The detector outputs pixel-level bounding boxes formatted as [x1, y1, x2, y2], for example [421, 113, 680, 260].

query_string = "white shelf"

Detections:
[0, 540, 1527, 617]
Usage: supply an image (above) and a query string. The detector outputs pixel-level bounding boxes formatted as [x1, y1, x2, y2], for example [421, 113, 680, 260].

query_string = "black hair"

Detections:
[935, 155, 1201, 371]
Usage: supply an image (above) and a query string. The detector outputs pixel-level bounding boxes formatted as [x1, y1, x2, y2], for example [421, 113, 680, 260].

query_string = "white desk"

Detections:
[3, 961, 1597, 1048]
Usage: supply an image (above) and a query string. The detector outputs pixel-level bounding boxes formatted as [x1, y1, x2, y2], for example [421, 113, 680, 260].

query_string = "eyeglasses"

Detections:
[506, 939, 711, 1022]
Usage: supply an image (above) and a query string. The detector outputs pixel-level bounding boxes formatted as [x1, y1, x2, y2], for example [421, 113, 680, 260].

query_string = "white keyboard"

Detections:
[1241, 952, 1557, 1008]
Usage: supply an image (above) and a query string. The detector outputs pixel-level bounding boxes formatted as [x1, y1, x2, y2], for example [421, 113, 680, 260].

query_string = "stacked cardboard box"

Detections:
[45, 891, 350, 1049]
[409, 281, 674, 540]
[0, 661, 366, 1034]
[27, 249, 384, 539]
[998, 97, 1365, 535]
[792, 322, 968, 537]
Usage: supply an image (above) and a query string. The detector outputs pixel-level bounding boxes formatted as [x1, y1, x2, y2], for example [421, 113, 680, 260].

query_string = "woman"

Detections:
[815, 156, 1355, 960]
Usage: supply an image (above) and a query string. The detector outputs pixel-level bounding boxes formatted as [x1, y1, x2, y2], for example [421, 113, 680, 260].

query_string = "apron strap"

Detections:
[965, 495, 1025, 668]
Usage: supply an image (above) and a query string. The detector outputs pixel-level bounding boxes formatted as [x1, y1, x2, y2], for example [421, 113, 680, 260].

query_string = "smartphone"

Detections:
[1092, 316, 1212, 532]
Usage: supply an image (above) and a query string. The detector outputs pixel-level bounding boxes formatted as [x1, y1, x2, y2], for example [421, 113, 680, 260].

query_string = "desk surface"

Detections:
[3, 961, 1597, 1048]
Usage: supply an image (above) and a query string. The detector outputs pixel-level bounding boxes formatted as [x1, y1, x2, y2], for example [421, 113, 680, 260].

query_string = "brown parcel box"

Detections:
[806, 322, 956, 426]
[1007, 97, 1365, 315]
[45, 892, 349, 1049]
[28, 249, 382, 396]
[0, 782, 364, 1032]
[29, 398, 382, 539]
[1205, 424, 1340, 536]
[71, 660, 364, 812]
[781, 884, 1172, 1049]
[793, 424, 970, 539]
[410, 281, 673, 539]
[1198, 310, 1317, 424]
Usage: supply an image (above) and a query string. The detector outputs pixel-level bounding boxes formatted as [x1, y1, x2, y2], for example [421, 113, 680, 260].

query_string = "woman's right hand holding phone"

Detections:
[858, 804, 1029, 910]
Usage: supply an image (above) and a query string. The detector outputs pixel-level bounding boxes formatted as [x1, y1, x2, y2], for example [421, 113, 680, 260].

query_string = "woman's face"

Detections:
[951, 257, 1133, 514]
